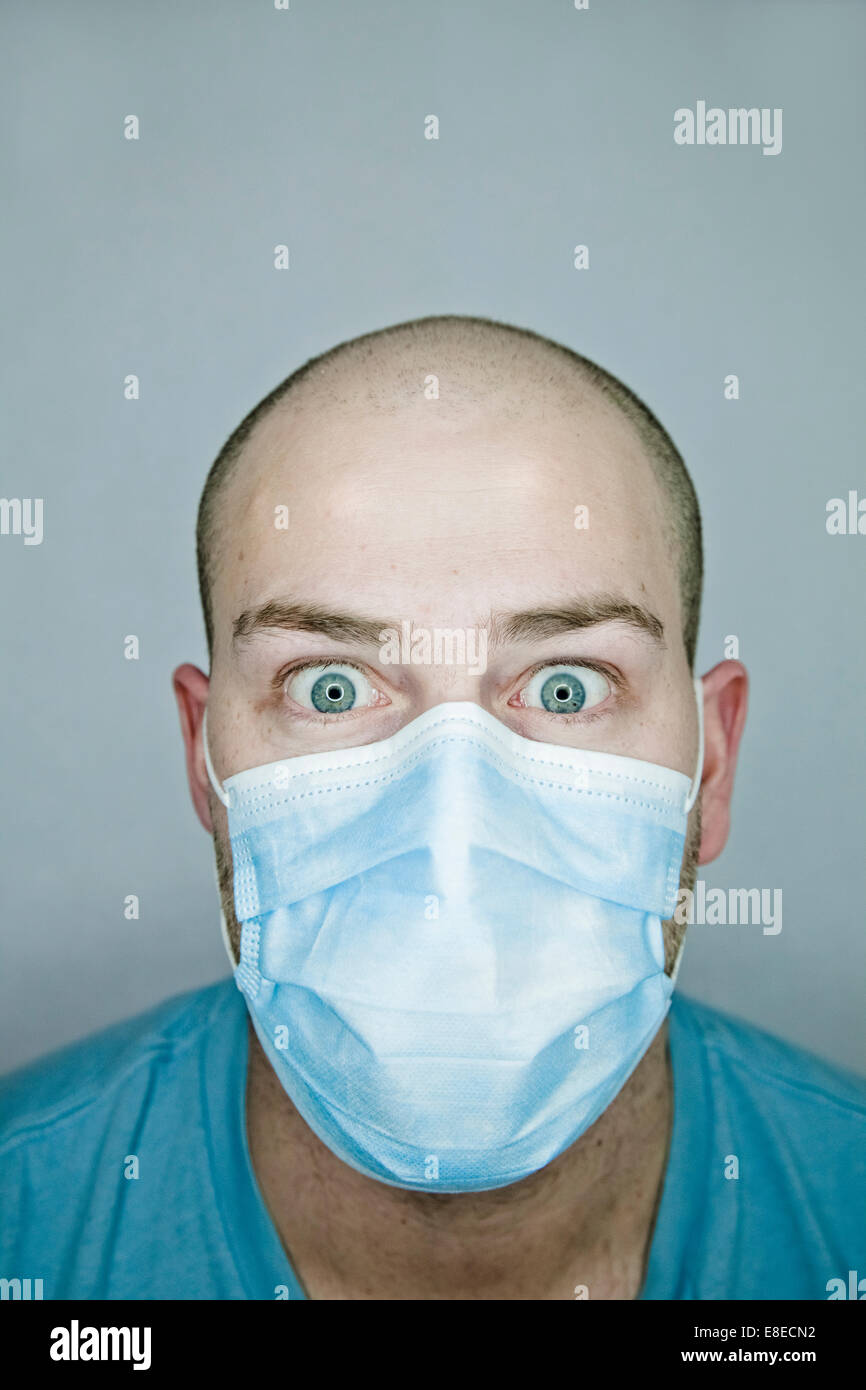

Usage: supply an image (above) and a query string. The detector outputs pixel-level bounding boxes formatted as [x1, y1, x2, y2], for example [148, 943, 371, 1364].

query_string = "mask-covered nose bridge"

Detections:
[421, 728, 489, 900]
[224, 705, 690, 921]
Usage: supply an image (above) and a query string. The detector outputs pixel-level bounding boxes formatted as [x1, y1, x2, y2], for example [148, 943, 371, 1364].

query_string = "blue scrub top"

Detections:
[1, 979, 863, 1300]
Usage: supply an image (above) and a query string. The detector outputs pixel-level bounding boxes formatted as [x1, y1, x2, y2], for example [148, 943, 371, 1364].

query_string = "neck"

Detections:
[245, 1020, 673, 1301]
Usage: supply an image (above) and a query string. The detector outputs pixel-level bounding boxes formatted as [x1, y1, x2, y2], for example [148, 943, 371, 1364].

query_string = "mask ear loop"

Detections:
[670, 932, 687, 988]
[670, 677, 705, 988]
[202, 708, 238, 967]
[683, 677, 704, 815]
[202, 706, 231, 809]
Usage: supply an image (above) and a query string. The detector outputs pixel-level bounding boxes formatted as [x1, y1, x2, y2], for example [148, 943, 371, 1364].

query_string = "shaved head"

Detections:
[196, 314, 702, 666]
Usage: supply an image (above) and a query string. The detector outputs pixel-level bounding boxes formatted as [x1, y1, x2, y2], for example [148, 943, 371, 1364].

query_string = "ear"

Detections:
[172, 664, 213, 833]
[695, 660, 748, 864]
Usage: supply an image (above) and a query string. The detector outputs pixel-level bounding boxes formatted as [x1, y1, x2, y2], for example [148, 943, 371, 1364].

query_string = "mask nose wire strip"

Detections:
[684, 678, 705, 815]
[202, 707, 231, 809]
[204, 691, 705, 814]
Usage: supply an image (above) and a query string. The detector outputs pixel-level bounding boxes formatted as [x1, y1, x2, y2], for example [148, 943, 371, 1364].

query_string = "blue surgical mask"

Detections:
[204, 686, 703, 1194]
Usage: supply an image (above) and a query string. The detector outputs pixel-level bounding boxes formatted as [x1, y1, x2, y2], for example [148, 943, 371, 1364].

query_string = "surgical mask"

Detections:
[204, 683, 703, 1194]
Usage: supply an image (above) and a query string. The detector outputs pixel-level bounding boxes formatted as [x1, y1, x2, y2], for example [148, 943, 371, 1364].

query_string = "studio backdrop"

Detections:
[1, 0, 863, 1074]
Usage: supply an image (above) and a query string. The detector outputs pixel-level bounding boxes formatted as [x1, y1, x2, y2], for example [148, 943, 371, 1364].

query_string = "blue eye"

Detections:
[540, 672, 585, 713]
[522, 665, 610, 714]
[311, 671, 356, 712]
[286, 663, 376, 714]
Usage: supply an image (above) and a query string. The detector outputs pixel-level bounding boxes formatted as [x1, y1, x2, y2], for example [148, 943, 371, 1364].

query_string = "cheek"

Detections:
[679, 802, 703, 892]
[661, 800, 703, 966]
[211, 825, 243, 963]
[212, 817, 234, 900]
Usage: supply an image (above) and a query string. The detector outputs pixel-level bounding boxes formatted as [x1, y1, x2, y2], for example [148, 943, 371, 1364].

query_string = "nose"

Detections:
[402, 626, 490, 711]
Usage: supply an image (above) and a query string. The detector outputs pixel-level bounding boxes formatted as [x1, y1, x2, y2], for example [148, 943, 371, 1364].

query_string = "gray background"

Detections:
[2, 0, 864, 1074]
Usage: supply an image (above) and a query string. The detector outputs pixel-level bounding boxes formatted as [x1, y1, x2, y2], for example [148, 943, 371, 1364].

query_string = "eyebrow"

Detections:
[232, 594, 664, 650]
[233, 601, 397, 647]
[491, 597, 665, 648]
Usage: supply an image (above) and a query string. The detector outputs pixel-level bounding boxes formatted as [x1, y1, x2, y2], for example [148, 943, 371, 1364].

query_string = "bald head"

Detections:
[196, 314, 702, 667]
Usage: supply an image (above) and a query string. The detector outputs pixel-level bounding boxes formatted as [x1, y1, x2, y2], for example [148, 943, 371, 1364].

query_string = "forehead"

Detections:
[210, 388, 677, 642]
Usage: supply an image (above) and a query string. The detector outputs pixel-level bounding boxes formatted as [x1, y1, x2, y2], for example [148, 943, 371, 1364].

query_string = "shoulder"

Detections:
[671, 992, 866, 1117]
[647, 997, 865, 1298]
[670, 992, 866, 1186]
[0, 978, 238, 1157]
[665, 995, 866, 1296]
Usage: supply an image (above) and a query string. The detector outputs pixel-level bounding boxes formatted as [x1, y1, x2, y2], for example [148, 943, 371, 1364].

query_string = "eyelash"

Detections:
[273, 657, 368, 689]
[273, 658, 379, 726]
[521, 656, 622, 688]
[274, 656, 624, 722]
[514, 657, 623, 723]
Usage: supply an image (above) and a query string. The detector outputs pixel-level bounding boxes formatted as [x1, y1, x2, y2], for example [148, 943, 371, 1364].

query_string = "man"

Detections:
[1, 315, 863, 1300]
